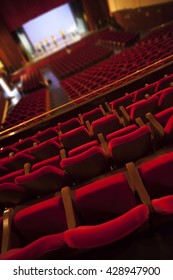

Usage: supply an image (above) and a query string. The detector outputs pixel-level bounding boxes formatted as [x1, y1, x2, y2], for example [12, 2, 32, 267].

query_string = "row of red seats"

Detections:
[1, 88, 50, 130]
[0, 104, 173, 208]
[60, 25, 173, 102]
[0, 150, 173, 259]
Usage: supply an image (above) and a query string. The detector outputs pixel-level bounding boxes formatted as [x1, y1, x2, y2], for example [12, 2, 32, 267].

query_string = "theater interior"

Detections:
[0, 0, 173, 260]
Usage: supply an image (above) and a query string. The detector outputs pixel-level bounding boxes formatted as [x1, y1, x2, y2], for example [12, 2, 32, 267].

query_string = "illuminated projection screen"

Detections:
[23, 4, 78, 50]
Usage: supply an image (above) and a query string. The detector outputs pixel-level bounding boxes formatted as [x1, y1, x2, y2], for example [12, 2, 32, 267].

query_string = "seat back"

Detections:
[74, 172, 138, 225]
[109, 126, 152, 166]
[59, 126, 92, 151]
[138, 151, 173, 199]
[58, 118, 81, 133]
[91, 114, 122, 138]
[110, 94, 133, 115]
[29, 140, 62, 161]
[130, 95, 158, 122]
[61, 146, 110, 183]
[82, 108, 104, 123]
[158, 87, 173, 111]
[15, 166, 69, 195]
[13, 196, 68, 243]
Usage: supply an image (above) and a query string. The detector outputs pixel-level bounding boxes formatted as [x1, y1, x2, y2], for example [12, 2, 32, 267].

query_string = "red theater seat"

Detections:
[62, 173, 149, 249]
[61, 146, 111, 183]
[35, 127, 59, 143]
[58, 118, 82, 133]
[108, 126, 152, 167]
[15, 165, 70, 195]
[59, 126, 92, 151]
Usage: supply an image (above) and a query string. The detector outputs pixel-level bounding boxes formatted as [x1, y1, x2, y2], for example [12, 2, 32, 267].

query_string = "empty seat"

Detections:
[108, 126, 152, 167]
[13, 137, 39, 151]
[132, 83, 156, 102]
[31, 155, 62, 171]
[35, 127, 59, 143]
[0, 183, 28, 207]
[79, 107, 105, 124]
[108, 94, 133, 115]
[121, 95, 158, 124]
[0, 195, 69, 259]
[58, 118, 82, 133]
[15, 165, 70, 195]
[68, 140, 99, 157]
[61, 146, 111, 183]
[154, 106, 173, 127]
[157, 87, 173, 111]
[59, 126, 92, 151]
[29, 139, 62, 161]
[63, 172, 149, 249]
[2, 152, 36, 172]
[155, 74, 173, 92]
[138, 151, 173, 200]
[0, 146, 19, 160]
[90, 114, 122, 138]
[106, 124, 138, 143]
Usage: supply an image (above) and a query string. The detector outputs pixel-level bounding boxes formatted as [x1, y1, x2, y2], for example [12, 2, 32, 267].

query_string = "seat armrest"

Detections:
[97, 133, 110, 157]
[60, 148, 67, 160]
[85, 120, 93, 136]
[99, 104, 106, 115]
[104, 102, 112, 114]
[24, 162, 31, 174]
[146, 113, 165, 137]
[61, 186, 77, 229]
[125, 162, 152, 210]
[1, 208, 14, 253]
[135, 117, 145, 127]
[78, 113, 84, 125]
[119, 106, 130, 126]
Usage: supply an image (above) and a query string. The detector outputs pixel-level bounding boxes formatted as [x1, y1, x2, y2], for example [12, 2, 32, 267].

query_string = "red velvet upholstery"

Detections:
[31, 155, 61, 171]
[164, 115, 173, 144]
[0, 183, 28, 206]
[0, 169, 24, 184]
[68, 140, 99, 157]
[2, 152, 36, 172]
[58, 118, 81, 133]
[158, 87, 173, 111]
[65, 204, 149, 249]
[61, 146, 110, 183]
[15, 166, 70, 195]
[108, 126, 152, 166]
[13, 137, 39, 151]
[138, 151, 173, 199]
[132, 83, 156, 102]
[155, 74, 173, 92]
[35, 127, 59, 143]
[59, 126, 92, 151]
[91, 114, 122, 138]
[155, 106, 173, 127]
[106, 124, 138, 142]
[0, 232, 66, 260]
[0, 146, 19, 159]
[82, 108, 104, 123]
[14, 196, 67, 243]
[110, 94, 133, 115]
[152, 195, 173, 215]
[128, 95, 158, 122]
[29, 139, 62, 161]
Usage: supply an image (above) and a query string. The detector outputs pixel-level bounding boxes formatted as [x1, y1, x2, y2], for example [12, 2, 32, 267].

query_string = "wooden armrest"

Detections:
[24, 162, 31, 175]
[125, 162, 152, 209]
[145, 94, 151, 99]
[104, 102, 112, 114]
[9, 152, 14, 158]
[78, 113, 84, 125]
[119, 106, 130, 125]
[33, 142, 38, 147]
[99, 104, 106, 115]
[146, 113, 165, 137]
[60, 148, 67, 160]
[135, 117, 145, 127]
[1, 208, 14, 253]
[61, 186, 77, 229]
[97, 133, 110, 157]
[85, 120, 93, 136]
